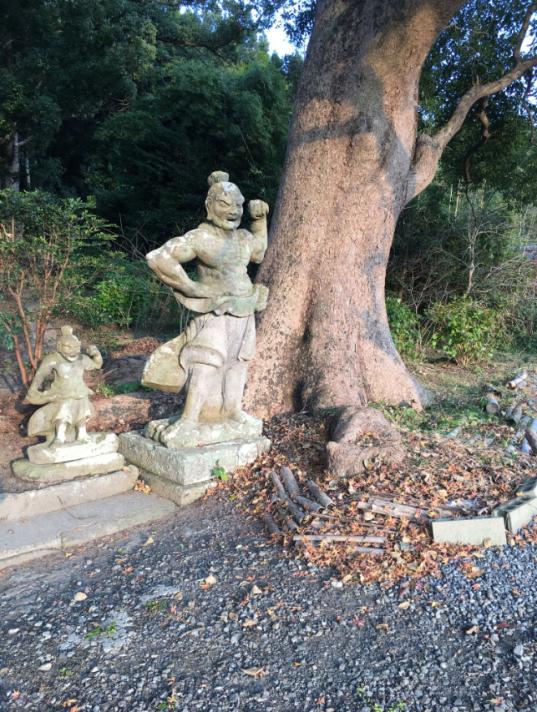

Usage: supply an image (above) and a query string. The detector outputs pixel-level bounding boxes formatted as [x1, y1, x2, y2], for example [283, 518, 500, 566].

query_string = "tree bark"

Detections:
[246, 0, 466, 417]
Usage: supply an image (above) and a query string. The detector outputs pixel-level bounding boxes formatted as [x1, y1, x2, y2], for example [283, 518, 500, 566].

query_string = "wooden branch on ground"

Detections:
[280, 466, 300, 498]
[261, 513, 282, 536]
[305, 480, 335, 508]
[508, 371, 528, 389]
[484, 392, 501, 415]
[294, 495, 323, 512]
[293, 534, 385, 544]
[271, 471, 288, 501]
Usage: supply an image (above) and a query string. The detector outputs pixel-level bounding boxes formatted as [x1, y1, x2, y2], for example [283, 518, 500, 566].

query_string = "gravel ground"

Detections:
[1, 495, 536, 712]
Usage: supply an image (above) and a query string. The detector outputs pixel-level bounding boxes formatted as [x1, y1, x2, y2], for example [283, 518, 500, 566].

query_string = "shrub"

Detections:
[386, 295, 422, 359]
[64, 255, 185, 333]
[427, 297, 502, 365]
[0, 189, 112, 385]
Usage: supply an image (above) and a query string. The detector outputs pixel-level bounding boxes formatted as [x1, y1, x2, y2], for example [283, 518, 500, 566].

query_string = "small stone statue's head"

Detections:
[205, 171, 244, 230]
[57, 325, 81, 362]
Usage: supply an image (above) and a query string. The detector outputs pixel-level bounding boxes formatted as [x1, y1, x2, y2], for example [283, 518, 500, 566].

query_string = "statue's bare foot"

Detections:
[228, 409, 257, 425]
[146, 418, 174, 441]
[75, 427, 91, 443]
[160, 418, 197, 447]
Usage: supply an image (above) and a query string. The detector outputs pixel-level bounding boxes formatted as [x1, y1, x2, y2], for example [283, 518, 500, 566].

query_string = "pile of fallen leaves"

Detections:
[219, 411, 535, 586]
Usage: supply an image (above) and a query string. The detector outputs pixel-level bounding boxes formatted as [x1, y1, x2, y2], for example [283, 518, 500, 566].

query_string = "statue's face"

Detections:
[58, 338, 81, 362]
[207, 187, 244, 230]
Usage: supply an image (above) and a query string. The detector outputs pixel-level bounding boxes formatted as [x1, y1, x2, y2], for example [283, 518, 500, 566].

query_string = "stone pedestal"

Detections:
[119, 430, 270, 506]
[12, 433, 125, 484]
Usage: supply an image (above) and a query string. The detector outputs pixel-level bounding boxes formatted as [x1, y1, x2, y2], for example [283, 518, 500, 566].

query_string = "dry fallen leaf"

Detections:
[242, 619, 258, 628]
[465, 625, 480, 635]
[143, 536, 154, 546]
[251, 585, 262, 596]
[200, 574, 217, 589]
[134, 479, 152, 494]
[241, 667, 267, 678]
[398, 601, 411, 610]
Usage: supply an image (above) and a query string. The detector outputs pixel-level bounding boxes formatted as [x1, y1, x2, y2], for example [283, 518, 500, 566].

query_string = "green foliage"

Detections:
[90, 50, 291, 243]
[94, 381, 145, 396]
[84, 621, 117, 640]
[427, 297, 502, 365]
[64, 255, 183, 331]
[385, 296, 422, 359]
[145, 598, 171, 614]
[211, 463, 229, 482]
[419, 0, 537, 199]
[0, 188, 112, 382]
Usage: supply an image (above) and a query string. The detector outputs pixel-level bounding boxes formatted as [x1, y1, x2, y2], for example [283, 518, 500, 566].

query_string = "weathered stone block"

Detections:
[138, 470, 216, 507]
[28, 432, 118, 464]
[119, 431, 270, 487]
[431, 517, 507, 546]
[0, 467, 138, 523]
[492, 496, 537, 533]
[12, 451, 125, 483]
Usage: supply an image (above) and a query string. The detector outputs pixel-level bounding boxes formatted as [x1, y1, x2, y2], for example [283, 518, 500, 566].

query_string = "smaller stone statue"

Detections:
[25, 326, 103, 445]
[11, 326, 125, 483]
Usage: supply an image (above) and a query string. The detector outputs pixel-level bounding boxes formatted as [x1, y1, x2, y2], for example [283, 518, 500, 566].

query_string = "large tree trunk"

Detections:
[246, 0, 466, 418]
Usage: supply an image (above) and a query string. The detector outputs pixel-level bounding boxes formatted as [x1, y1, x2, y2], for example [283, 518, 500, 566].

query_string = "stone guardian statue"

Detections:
[142, 171, 269, 448]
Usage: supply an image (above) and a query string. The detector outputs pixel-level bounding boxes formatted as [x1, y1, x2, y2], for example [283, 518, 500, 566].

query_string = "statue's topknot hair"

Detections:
[208, 171, 230, 187]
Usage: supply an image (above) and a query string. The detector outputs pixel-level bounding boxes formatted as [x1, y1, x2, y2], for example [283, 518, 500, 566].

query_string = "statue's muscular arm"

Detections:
[248, 200, 269, 263]
[25, 354, 59, 405]
[146, 230, 211, 299]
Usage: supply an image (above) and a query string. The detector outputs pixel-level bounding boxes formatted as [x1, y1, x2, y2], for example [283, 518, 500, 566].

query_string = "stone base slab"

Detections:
[493, 496, 537, 533]
[138, 470, 216, 507]
[119, 431, 270, 488]
[0, 466, 138, 523]
[28, 432, 119, 464]
[12, 451, 125, 483]
[0, 491, 176, 568]
[432, 516, 507, 546]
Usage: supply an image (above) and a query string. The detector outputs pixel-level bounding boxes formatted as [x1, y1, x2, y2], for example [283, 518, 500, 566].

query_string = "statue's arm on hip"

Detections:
[146, 230, 211, 299]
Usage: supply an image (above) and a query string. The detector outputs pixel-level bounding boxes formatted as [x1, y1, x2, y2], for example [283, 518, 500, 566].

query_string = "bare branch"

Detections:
[514, 3, 536, 63]
[407, 4, 537, 202]
[463, 97, 491, 184]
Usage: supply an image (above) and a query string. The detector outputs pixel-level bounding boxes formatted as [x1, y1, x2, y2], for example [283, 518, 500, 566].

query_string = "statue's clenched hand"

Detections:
[248, 200, 269, 220]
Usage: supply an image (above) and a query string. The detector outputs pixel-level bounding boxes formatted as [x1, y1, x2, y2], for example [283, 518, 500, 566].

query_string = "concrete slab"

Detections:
[12, 451, 125, 483]
[431, 517, 507, 546]
[0, 491, 176, 568]
[0, 466, 138, 523]
[28, 432, 118, 464]
[119, 431, 270, 487]
[493, 496, 537, 533]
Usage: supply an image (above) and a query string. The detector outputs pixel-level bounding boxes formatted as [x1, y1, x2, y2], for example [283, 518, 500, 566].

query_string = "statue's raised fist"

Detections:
[248, 199, 269, 219]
